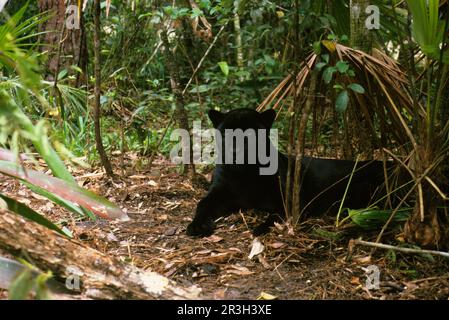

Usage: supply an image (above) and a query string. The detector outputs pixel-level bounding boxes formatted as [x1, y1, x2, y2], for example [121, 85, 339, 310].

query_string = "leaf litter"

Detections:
[1, 153, 449, 300]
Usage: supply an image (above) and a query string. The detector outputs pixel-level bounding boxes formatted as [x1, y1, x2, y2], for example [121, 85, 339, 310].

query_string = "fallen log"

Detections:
[0, 209, 201, 299]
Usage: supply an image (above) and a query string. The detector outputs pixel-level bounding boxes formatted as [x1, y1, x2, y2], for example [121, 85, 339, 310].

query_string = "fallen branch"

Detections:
[349, 239, 449, 259]
[0, 209, 201, 299]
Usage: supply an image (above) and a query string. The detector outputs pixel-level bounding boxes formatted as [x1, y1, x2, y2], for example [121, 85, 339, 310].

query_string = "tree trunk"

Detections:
[349, 0, 375, 158]
[349, 0, 373, 52]
[404, 147, 444, 248]
[93, 0, 114, 176]
[38, 0, 87, 82]
[160, 28, 195, 176]
[233, 0, 244, 72]
[0, 209, 201, 299]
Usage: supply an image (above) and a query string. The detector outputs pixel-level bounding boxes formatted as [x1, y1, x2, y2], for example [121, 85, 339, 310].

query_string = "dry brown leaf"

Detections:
[258, 255, 272, 269]
[148, 180, 158, 187]
[196, 250, 212, 255]
[274, 222, 285, 231]
[213, 289, 227, 300]
[227, 265, 254, 276]
[351, 277, 361, 285]
[192, 252, 233, 265]
[269, 242, 287, 249]
[205, 235, 223, 243]
[129, 175, 147, 180]
[164, 227, 178, 236]
[355, 256, 372, 264]
[257, 292, 277, 300]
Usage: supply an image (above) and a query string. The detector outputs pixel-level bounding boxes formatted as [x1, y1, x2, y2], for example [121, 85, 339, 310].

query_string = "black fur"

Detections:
[186, 108, 388, 237]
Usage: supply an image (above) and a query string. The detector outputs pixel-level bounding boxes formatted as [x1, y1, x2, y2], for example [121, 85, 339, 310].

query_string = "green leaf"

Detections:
[0, 160, 128, 221]
[264, 54, 276, 66]
[313, 41, 322, 54]
[348, 83, 366, 94]
[333, 84, 344, 90]
[70, 65, 83, 74]
[218, 61, 229, 76]
[35, 272, 53, 300]
[336, 90, 349, 113]
[323, 66, 337, 84]
[315, 62, 327, 71]
[336, 61, 349, 73]
[57, 69, 68, 81]
[8, 269, 34, 300]
[406, 0, 446, 61]
[313, 228, 343, 240]
[348, 208, 411, 230]
[189, 84, 212, 93]
[191, 7, 203, 18]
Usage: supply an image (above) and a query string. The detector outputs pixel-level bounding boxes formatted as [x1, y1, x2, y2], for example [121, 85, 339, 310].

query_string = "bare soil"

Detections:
[1, 154, 449, 300]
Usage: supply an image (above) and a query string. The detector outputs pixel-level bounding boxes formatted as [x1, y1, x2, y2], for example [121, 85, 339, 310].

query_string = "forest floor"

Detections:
[1, 153, 449, 300]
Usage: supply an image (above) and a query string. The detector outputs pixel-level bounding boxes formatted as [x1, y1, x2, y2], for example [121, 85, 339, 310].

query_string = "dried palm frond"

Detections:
[259, 42, 425, 155]
[259, 40, 449, 248]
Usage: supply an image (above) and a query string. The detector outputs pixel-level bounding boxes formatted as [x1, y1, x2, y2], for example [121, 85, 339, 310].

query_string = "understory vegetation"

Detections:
[0, 0, 448, 300]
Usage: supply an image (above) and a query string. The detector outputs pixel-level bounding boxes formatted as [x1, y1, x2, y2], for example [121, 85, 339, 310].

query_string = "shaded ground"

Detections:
[1, 154, 449, 300]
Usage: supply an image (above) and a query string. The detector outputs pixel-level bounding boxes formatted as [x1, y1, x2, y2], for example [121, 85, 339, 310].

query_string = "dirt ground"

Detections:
[1, 154, 449, 300]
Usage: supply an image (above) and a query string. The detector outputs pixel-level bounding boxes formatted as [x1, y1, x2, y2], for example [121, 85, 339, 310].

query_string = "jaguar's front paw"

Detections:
[186, 218, 216, 237]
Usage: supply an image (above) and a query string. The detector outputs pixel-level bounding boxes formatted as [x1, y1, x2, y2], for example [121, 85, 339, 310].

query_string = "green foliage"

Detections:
[3, 0, 447, 242]
[0, 4, 128, 232]
[316, 52, 365, 113]
[406, 0, 449, 63]
[346, 208, 411, 230]
[335, 90, 349, 113]
[8, 265, 53, 300]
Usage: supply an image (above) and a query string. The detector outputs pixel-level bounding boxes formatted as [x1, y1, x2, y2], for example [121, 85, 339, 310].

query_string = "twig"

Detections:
[147, 112, 175, 171]
[182, 24, 227, 96]
[349, 239, 449, 259]
[410, 275, 449, 284]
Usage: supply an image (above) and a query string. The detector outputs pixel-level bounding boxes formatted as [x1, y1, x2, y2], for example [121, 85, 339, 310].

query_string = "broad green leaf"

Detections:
[189, 84, 212, 93]
[0, 91, 74, 182]
[406, 0, 448, 62]
[191, 7, 203, 18]
[336, 90, 349, 113]
[264, 54, 276, 66]
[323, 66, 337, 84]
[333, 84, 344, 90]
[313, 41, 322, 54]
[57, 69, 68, 81]
[336, 61, 349, 73]
[23, 181, 94, 222]
[8, 269, 34, 300]
[348, 208, 411, 230]
[315, 62, 327, 72]
[0, 160, 129, 221]
[218, 61, 229, 76]
[348, 83, 366, 94]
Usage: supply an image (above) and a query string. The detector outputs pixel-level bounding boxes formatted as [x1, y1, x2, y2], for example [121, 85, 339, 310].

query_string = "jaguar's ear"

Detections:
[260, 109, 277, 129]
[208, 109, 225, 128]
